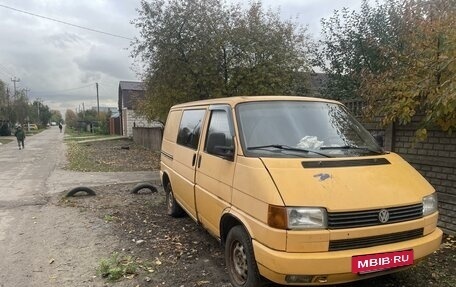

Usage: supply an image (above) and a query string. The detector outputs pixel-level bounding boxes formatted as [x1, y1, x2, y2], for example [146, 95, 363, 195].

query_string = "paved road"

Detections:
[0, 127, 159, 286]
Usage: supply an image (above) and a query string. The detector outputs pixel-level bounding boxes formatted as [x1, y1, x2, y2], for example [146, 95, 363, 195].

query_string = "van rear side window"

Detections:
[176, 109, 205, 150]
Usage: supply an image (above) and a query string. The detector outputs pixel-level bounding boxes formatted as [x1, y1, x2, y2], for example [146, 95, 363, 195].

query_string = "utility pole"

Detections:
[6, 87, 11, 124]
[96, 82, 100, 119]
[11, 77, 20, 97]
[36, 98, 41, 122]
[6, 87, 10, 106]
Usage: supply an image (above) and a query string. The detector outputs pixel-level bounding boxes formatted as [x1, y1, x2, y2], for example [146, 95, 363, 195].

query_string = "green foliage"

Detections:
[11, 91, 29, 124]
[65, 109, 108, 134]
[65, 109, 78, 128]
[97, 252, 138, 281]
[361, 0, 456, 136]
[0, 82, 55, 127]
[132, 0, 312, 120]
[27, 100, 52, 127]
[0, 124, 11, 136]
[50, 110, 63, 124]
[318, 0, 398, 100]
[318, 0, 456, 137]
[0, 80, 7, 119]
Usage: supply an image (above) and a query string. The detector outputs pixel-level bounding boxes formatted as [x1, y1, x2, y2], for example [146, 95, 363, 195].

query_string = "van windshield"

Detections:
[236, 101, 384, 158]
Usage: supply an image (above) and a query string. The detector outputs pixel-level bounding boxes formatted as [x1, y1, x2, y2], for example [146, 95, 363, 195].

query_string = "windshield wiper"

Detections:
[320, 145, 384, 155]
[247, 144, 331, 158]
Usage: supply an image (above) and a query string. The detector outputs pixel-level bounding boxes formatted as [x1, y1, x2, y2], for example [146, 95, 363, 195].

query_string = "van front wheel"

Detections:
[165, 182, 185, 217]
[226, 225, 263, 287]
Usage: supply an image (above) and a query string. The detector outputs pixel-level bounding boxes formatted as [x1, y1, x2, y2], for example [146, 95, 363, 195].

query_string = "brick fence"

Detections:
[344, 100, 456, 235]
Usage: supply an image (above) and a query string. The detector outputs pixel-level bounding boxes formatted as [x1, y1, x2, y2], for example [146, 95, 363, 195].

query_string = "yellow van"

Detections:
[160, 96, 442, 286]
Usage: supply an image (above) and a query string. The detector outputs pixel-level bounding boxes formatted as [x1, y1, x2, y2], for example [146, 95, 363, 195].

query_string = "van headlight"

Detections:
[268, 206, 327, 230]
[422, 193, 438, 216]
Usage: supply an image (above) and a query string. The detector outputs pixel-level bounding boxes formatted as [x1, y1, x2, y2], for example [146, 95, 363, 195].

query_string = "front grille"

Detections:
[329, 228, 424, 251]
[327, 203, 423, 229]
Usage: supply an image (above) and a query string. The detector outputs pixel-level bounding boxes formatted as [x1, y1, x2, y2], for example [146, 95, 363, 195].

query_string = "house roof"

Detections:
[119, 81, 145, 91]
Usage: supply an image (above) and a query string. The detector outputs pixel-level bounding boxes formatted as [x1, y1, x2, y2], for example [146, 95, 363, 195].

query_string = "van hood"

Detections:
[261, 153, 434, 212]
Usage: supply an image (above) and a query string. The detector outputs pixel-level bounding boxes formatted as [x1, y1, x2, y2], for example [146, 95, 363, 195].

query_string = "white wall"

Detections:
[122, 108, 161, 137]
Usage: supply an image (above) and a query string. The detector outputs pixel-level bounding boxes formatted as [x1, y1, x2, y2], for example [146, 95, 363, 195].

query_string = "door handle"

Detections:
[192, 154, 196, 166]
[197, 155, 202, 168]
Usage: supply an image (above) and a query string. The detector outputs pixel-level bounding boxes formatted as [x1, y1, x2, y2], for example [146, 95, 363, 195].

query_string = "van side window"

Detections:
[177, 109, 205, 150]
[205, 110, 233, 155]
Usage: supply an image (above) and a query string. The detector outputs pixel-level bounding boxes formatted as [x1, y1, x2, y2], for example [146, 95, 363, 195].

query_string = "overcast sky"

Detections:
[0, 0, 372, 116]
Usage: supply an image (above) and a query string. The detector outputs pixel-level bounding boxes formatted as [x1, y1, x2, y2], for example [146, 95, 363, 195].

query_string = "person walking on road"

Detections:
[59, 123, 63, 133]
[14, 125, 26, 150]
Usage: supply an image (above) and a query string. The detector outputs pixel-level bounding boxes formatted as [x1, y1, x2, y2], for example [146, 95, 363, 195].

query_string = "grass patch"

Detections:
[65, 127, 93, 137]
[64, 127, 114, 142]
[97, 252, 138, 281]
[66, 142, 93, 171]
[0, 138, 13, 145]
[65, 136, 111, 142]
[65, 141, 126, 172]
[103, 214, 119, 222]
[64, 128, 112, 142]
[65, 137, 159, 172]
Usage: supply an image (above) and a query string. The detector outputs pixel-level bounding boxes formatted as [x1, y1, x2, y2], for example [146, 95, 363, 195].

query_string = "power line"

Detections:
[0, 62, 15, 77]
[0, 3, 134, 41]
[99, 80, 121, 89]
[32, 83, 95, 95]
[0, 69, 12, 81]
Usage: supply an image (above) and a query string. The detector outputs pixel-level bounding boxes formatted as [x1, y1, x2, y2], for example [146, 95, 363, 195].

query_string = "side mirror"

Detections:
[374, 135, 384, 147]
[213, 145, 235, 160]
[207, 132, 235, 161]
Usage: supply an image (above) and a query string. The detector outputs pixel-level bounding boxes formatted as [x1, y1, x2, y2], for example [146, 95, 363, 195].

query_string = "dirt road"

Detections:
[0, 128, 158, 287]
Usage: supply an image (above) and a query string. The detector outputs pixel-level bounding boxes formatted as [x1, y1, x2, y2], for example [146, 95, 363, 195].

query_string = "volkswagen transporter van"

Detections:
[160, 96, 442, 286]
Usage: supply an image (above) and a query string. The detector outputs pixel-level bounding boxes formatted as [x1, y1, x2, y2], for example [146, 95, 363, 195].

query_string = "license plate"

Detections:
[352, 250, 414, 274]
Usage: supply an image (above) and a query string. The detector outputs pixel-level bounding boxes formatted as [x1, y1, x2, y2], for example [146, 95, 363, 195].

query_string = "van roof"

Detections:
[170, 95, 341, 109]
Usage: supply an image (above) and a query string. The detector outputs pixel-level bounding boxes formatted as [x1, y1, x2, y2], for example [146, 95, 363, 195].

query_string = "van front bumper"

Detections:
[253, 228, 442, 285]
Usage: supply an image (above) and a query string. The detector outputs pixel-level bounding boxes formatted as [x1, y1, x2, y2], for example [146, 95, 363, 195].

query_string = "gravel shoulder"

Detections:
[47, 138, 456, 286]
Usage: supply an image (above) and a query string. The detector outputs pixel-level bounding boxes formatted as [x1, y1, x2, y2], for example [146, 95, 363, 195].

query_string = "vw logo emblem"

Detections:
[378, 209, 390, 223]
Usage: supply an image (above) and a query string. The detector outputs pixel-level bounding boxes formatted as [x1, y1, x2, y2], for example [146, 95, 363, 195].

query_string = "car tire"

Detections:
[131, 183, 158, 194]
[165, 182, 185, 217]
[225, 225, 264, 287]
[66, 186, 96, 197]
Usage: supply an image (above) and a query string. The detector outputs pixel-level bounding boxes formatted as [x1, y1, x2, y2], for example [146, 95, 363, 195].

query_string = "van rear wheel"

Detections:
[165, 182, 185, 217]
[226, 225, 263, 287]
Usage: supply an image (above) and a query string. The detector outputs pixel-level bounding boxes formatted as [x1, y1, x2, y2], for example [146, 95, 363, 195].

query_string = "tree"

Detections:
[11, 91, 29, 124]
[318, 0, 456, 138]
[0, 80, 7, 120]
[361, 0, 456, 138]
[27, 100, 52, 127]
[0, 80, 11, 135]
[50, 110, 63, 124]
[1, 82, 56, 128]
[318, 0, 399, 100]
[132, 0, 312, 120]
[78, 109, 98, 122]
[65, 109, 78, 129]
